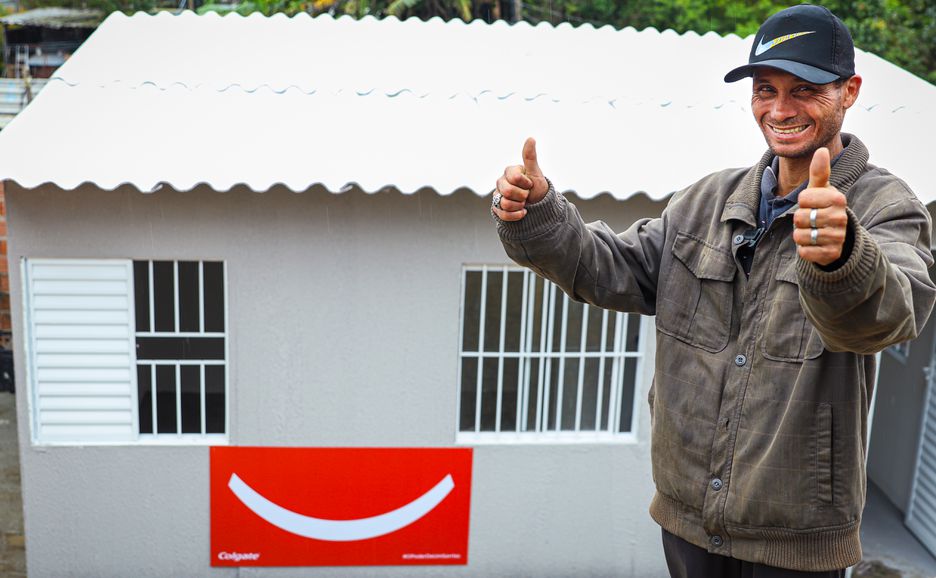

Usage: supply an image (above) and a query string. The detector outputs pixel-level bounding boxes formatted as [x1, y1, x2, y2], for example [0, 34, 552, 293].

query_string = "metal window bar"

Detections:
[140, 359, 225, 365]
[173, 261, 180, 333]
[223, 263, 231, 439]
[150, 364, 157, 434]
[462, 352, 638, 359]
[135, 332, 225, 338]
[136, 260, 226, 437]
[540, 282, 556, 432]
[627, 317, 646, 436]
[149, 361, 214, 435]
[199, 261, 204, 333]
[459, 267, 640, 436]
[535, 275, 549, 432]
[515, 270, 529, 432]
[474, 267, 488, 433]
[495, 266, 508, 432]
[609, 312, 626, 433]
[200, 364, 207, 435]
[594, 309, 610, 430]
[148, 261, 155, 335]
[574, 303, 589, 432]
[175, 364, 182, 435]
[554, 292, 570, 431]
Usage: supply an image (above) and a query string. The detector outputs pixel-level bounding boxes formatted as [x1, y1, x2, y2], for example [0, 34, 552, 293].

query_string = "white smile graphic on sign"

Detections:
[227, 473, 455, 542]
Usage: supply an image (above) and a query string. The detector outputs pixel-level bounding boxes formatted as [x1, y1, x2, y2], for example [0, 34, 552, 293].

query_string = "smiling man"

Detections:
[491, 4, 935, 578]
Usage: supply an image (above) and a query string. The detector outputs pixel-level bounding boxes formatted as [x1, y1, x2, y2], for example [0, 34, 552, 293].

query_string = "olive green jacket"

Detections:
[495, 135, 936, 571]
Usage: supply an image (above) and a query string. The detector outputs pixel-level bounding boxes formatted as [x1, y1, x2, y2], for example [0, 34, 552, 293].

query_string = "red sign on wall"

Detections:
[210, 447, 472, 567]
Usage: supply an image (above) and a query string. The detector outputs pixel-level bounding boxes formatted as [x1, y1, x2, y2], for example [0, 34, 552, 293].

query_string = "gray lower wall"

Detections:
[867, 265, 936, 513]
[8, 182, 669, 578]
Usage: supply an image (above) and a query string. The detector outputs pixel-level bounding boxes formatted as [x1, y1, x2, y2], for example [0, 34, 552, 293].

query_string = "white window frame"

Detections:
[456, 265, 646, 445]
[887, 340, 911, 363]
[22, 257, 229, 446]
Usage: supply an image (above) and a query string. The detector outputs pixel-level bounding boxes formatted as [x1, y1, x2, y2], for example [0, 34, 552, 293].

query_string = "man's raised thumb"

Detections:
[809, 147, 831, 188]
[522, 137, 542, 178]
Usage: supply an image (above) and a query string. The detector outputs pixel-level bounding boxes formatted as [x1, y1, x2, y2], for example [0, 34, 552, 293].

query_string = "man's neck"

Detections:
[776, 134, 844, 196]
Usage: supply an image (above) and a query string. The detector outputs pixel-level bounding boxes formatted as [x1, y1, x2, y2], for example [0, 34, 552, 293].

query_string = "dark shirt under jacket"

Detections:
[738, 153, 843, 275]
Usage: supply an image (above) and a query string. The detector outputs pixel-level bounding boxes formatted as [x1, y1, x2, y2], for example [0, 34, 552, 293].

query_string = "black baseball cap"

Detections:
[724, 4, 855, 84]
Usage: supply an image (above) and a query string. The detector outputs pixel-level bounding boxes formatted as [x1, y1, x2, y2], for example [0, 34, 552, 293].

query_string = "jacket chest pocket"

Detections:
[761, 256, 825, 361]
[656, 232, 736, 353]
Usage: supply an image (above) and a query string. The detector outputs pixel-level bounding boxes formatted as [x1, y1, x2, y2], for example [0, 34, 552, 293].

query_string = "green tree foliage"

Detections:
[17, 0, 932, 83]
[248, 0, 936, 82]
[552, 0, 934, 83]
[23, 0, 158, 15]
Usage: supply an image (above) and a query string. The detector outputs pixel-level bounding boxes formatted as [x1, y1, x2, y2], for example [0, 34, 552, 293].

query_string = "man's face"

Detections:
[751, 68, 860, 158]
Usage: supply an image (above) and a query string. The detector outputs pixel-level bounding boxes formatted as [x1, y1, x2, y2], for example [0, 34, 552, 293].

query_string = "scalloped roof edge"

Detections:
[103, 8, 748, 40]
[0, 177, 673, 203]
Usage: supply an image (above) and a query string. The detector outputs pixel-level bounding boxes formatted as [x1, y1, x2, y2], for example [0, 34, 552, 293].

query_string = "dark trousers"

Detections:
[662, 529, 846, 578]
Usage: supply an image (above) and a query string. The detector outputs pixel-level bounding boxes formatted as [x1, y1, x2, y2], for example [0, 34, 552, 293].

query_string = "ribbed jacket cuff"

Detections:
[494, 180, 568, 242]
[796, 208, 880, 295]
[756, 525, 862, 572]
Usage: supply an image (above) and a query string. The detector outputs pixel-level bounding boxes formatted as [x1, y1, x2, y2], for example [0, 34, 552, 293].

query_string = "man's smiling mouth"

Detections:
[768, 124, 810, 135]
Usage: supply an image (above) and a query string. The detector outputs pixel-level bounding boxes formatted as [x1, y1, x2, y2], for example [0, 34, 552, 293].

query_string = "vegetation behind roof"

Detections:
[0, 7, 103, 27]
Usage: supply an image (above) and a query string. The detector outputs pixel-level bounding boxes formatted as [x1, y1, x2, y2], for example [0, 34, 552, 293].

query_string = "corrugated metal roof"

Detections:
[53, 11, 933, 112]
[0, 8, 103, 28]
[0, 82, 770, 196]
[0, 11, 932, 202]
[56, 12, 750, 106]
[51, 11, 935, 112]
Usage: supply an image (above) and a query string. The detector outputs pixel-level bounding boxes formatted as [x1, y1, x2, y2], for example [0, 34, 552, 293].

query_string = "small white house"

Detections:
[0, 11, 934, 577]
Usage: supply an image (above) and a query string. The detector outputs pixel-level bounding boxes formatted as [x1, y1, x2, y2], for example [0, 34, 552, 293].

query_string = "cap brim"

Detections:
[724, 59, 841, 84]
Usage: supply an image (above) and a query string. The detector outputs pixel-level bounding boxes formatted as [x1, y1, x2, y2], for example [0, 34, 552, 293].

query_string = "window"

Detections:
[888, 341, 911, 362]
[23, 258, 227, 444]
[133, 261, 226, 437]
[457, 265, 644, 442]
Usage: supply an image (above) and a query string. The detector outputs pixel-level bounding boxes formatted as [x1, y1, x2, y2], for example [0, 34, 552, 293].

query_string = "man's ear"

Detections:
[842, 75, 862, 110]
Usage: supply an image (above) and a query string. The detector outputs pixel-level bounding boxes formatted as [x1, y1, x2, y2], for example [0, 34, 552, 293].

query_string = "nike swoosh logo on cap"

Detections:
[754, 31, 816, 56]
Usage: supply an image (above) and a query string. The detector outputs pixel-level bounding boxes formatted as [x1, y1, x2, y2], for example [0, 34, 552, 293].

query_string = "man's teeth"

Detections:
[772, 125, 808, 134]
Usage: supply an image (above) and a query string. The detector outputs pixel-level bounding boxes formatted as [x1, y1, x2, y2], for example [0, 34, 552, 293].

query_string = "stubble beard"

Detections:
[763, 94, 846, 159]
[765, 117, 842, 159]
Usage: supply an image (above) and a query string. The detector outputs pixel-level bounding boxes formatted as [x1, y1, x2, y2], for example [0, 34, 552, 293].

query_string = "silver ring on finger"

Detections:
[492, 193, 502, 210]
[809, 207, 818, 229]
[810, 227, 819, 246]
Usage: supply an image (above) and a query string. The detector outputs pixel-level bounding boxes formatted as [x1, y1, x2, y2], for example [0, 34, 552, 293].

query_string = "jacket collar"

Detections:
[720, 133, 870, 226]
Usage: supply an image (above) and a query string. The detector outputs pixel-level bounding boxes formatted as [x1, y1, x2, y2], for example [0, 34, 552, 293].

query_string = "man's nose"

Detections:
[770, 92, 797, 121]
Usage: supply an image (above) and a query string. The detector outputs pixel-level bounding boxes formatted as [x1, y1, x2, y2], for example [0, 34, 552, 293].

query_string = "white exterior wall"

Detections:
[867, 265, 936, 512]
[861, 206, 936, 515]
[8, 182, 669, 578]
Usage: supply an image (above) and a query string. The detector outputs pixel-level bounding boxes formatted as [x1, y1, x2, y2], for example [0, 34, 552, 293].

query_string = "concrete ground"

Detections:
[0, 392, 25, 577]
[0, 389, 934, 578]
[856, 481, 936, 578]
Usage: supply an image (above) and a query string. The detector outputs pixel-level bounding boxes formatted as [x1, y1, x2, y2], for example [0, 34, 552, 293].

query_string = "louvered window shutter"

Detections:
[24, 259, 138, 443]
[906, 358, 936, 558]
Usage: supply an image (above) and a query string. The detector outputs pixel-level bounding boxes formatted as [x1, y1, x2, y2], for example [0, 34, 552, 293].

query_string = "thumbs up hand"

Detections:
[492, 138, 550, 222]
[793, 147, 849, 266]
